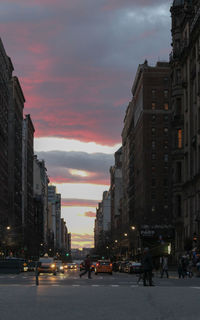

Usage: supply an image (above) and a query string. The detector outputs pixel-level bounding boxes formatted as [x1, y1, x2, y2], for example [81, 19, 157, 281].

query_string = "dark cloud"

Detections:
[36, 151, 113, 184]
[1, 0, 172, 144]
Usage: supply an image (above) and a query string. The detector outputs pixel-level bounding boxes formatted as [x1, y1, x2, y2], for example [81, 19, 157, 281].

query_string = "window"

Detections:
[178, 129, 182, 148]
[164, 128, 168, 134]
[164, 115, 168, 121]
[164, 192, 168, 199]
[152, 89, 156, 99]
[164, 103, 169, 110]
[152, 115, 156, 121]
[163, 178, 168, 186]
[152, 128, 156, 134]
[152, 193, 156, 200]
[152, 141, 156, 149]
[164, 90, 168, 99]
[151, 206, 155, 212]
[152, 103, 156, 110]
[164, 154, 168, 162]
[152, 153, 156, 160]
[176, 161, 182, 182]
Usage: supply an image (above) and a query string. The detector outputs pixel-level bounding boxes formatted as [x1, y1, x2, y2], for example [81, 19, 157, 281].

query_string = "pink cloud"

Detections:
[62, 198, 98, 207]
[84, 211, 96, 218]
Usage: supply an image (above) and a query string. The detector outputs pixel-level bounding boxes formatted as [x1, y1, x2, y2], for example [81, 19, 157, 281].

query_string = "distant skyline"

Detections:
[1, 0, 172, 248]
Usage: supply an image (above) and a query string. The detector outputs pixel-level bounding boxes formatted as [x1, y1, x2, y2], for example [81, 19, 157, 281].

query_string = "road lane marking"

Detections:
[111, 285, 119, 287]
[92, 285, 100, 287]
[191, 287, 200, 289]
[72, 285, 80, 287]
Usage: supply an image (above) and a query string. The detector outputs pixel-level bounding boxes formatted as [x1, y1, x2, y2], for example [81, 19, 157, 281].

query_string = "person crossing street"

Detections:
[80, 254, 92, 279]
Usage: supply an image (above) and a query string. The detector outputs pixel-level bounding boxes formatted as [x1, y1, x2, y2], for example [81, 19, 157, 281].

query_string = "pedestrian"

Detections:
[80, 254, 92, 279]
[188, 259, 193, 278]
[177, 257, 184, 279]
[142, 248, 154, 286]
[160, 256, 169, 278]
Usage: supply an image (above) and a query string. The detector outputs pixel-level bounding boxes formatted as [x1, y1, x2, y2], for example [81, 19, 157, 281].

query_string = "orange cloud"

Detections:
[71, 233, 94, 248]
[84, 211, 96, 218]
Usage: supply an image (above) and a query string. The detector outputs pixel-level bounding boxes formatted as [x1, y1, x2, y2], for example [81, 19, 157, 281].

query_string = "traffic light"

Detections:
[66, 253, 69, 256]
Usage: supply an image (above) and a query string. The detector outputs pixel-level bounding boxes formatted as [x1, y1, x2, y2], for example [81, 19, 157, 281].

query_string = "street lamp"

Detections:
[6, 226, 11, 230]
[124, 233, 128, 237]
[114, 240, 118, 243]
[131, 226, 136, 230]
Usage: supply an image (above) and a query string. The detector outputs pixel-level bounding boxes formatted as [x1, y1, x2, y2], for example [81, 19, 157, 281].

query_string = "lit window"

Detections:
[164, 103, 169, 110]
[178, 129, 182, 148]
[152, 115, 156, 121]
[152, 103, 156, 110]
[152, 206, 155, 212]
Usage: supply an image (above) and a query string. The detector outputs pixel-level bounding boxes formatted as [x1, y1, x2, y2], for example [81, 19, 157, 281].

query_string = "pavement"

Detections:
[0, 270, 200, 320]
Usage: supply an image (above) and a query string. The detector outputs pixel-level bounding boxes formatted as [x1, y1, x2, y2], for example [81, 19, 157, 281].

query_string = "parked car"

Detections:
[127, 261, 142, 274]
[118, 261, 129, 273]
[27, 261, 36, 272]
[95, 260, 112, 275]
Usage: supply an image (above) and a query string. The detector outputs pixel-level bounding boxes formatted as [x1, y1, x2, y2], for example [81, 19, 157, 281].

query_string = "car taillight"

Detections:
[110, 264, 112, 267]
[96, 263, 99, 267]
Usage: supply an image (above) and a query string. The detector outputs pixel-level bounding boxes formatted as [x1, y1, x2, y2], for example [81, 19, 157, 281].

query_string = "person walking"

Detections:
[178, 257, 185, 279]
[160, 256, 169, 278]
[142, 248, 154, 286]
[80, 254, 92, 279]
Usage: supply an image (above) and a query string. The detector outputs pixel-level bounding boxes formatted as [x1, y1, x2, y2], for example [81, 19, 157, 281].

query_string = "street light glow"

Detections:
[124, 233, 128, 237]
[131, 226, 136, 230]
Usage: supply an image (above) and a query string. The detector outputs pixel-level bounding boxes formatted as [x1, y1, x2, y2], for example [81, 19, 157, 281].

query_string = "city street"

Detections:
[0, 270, 200, 320]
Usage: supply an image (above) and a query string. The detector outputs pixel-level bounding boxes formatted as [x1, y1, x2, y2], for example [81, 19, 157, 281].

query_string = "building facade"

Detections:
[0, 39, 13, 250]
[170, 0, 200, 255]
[8, 76, 25, 253]
[122, 60, 174, 258]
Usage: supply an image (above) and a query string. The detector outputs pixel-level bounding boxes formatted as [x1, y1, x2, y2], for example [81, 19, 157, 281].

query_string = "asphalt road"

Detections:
[0, 270, 200, 320]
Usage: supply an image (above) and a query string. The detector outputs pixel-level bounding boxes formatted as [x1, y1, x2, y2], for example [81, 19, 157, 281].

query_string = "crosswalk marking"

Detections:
[111, 285, 119, 287]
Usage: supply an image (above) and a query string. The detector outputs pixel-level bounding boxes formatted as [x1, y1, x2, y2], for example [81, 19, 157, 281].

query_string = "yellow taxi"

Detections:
[95, 260, 112, 275]
[38, 257, 57, 275]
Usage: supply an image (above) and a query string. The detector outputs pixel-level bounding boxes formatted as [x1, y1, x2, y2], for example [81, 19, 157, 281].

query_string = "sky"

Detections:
[1, 0, 172, 248]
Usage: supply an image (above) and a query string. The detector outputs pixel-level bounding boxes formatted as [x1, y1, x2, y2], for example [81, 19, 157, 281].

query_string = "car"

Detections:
[91, 261, 97, 271]
[95, 260, 112, 275]
[127, 261, 142, 274]
[55, 260, 64, 273]
[37, 257, 57, 275]
[64, 262, 78, 270]
[118, 261, 129, 273]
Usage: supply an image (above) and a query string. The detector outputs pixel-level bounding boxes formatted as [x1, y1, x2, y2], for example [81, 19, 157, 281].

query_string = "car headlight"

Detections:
[51, 264, 55, 268]
[60, 266, 64, 270]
